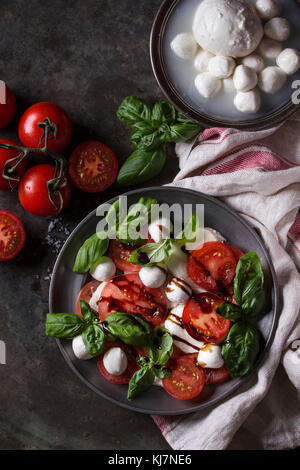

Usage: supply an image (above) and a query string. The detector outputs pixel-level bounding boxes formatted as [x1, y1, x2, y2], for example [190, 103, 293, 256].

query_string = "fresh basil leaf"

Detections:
[46, 313, 86, 339]
[129, 239, 174, 266]
[242, 288, 266, 318]
[117, 147, 166, 187]
[136, 356, 152, 368]
[79, 300, 98, 323]
[127, 366, 155, 401]
[73, 233, 109, 274]
[130, 128, 160, 151]
[151, 100, 176, 127]
[159, 122, 200, 143]
[105, 312, 152, 347]
[176, 213, 199, 244]
[217, 302, 243, 322]
[149, 327, 173, 365]
[82, 324, 106, 356]
[154, 365, 172, 379]
[117, 95, 151, 126]
[221, 322, 260, 378]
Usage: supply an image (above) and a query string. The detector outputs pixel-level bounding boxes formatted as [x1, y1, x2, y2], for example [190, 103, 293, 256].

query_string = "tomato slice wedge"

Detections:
[69, 141, 118, 193]
[109, 239, 141, 273]
[97, 341, 139, 384]
[98, 273, 168, 326]
[75, 280, 101, 316]
[183, 293, 230, 343]
[227, 243, 244, 262]
[162, 356, 205, 400]
[187, 241, 237, 291]
[204, 365, 230, 385]
[0, 211, 26, 261]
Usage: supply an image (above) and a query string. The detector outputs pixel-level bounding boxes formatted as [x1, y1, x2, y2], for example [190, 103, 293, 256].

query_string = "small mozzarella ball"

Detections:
[233, 65, 258, 92]
[72, 335, 93, 361]
[90, 257, 116, 281]
[234, 89, 261, 114]
[208, 56, 235, 79]
[197, 344, 224, 369]
[264, 17, 291, 42]
[166, 277, 192, 304]
[194, 50, 214, 72]
[170, 33, 198, 60]
[223, 77, 235, 93]
[139, 266, 167, 288]
[148, 217, 173, 243]
[259, 66, 287, 93]
[256, 0, 281, 20]
[242, 54, 264, 73]
[259, 38, 283, 59]
[103, 347, 128, 376]
[277, 48, 300, 75]
[195, 72, 222, 98]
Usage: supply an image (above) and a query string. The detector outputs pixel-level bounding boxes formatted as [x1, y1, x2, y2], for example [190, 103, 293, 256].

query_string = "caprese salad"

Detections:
[46, 196, 266, 401]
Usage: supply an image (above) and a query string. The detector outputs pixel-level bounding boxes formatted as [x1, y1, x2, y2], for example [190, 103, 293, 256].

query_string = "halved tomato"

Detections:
[0, 211, 26, 261]
[75, 280, 101, 316]
[98, 273, 168, 326]
[69, 141, 118, 193]
[187, 241, 237, 291]
[162, 356, 205, 400]
[183, 293, 230, 343]
[109, 239, 141, 273]
[204, 365, 230, 385]
[97, 341, 139, 384]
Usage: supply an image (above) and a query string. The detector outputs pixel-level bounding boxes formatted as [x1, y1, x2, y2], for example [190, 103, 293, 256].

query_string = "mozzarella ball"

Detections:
[277, 48, 300, 75]
[195, 72, 222, 98]
[72, 335, 93, 361]
[233, 65, 258, 92]
[234, 89, 261, 113]
[223, 77, 235, 93]
[256, 0, 281, 20]
[194, 50, 214, 72]
[259, 38, 283, 59]
[197, 344, 224, 369]
[148, 217, 173, 243]
[103, 347, 128, 376]
[259, 66, 287, 93]
[264, 17, 291, 42]
[166, 277, 192, 304]
[139, 266, 167, 288]
[208, 56, 235, 79]
[170, 33, 198, 60]
[90, 256, 116, 282]
[89, 281, 107, 311]
[242, 54, 264, 72]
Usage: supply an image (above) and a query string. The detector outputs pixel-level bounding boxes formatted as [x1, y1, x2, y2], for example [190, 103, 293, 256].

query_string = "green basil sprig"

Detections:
[46, 313, 86, 339]
[104, 312, 152, 347]
[129, 238, 174, 267]
[175, 213, 200, 245]
[117, 147, 166, 188]
[73, 233, 109, 274]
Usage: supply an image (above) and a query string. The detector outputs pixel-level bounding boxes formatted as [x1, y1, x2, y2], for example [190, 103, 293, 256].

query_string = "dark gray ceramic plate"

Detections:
[49, 187, 279, 415]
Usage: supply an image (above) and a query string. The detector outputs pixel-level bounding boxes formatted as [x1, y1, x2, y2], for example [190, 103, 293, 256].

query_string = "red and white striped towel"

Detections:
[153, 115, 300, 450]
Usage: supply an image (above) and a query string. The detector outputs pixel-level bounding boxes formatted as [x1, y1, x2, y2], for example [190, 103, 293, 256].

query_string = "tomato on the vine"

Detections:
[0, 139, 27, 190]
[0, 84, 17, 128]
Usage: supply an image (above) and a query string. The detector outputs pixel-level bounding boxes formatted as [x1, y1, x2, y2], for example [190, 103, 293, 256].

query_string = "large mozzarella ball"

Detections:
[259, 66, 287, 93]
[197, 344, 224, 369]
[194, 50, 214, 72]
[148, 217, 173, 243]
[242, 54, 264, 72]
[166, 277, 192, 304]
[223, 77, 235, 93]
[170, 33, 198, 60]
[103, 347, 128, 376]
[139, 266, 167, 288]
[208, 56, 236, 79]
[264, 17, 291, 42]
[234, 89, 261, 113]
[193, 0, 263, 58]
[277, 48, 300, 75]
[259, 38, 283, 59]
[233, 65, 258, 92]
[90, 256, 116, 281]
[256, 0, 281, 20]
[72, 335, 93, 361]
[195, 72, 222, 98]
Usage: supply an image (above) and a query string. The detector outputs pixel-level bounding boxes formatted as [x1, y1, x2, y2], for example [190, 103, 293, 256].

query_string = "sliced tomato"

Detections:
[69, 141, 118, 193]
[227, 243, 244, 262]
[0, 211, 26, 261]
[97, 341, 139, 384]
[183, 293, 230, 343]
[204, 365, 230, 385]
[162, 356, 205, 400]
[98, 273, 168, 326]
[109, 239, 141, 273]
[75, 280, 101, 316]
[187, 241, 237, 291]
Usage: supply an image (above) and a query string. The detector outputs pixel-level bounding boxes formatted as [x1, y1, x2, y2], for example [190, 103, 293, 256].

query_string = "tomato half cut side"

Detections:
[162, 356, 205, 400]
[204, 365, 230, 385]
[0, 211, 26, 261]
[76, 280, 101, 316]
[98, 273, 168, 326]
[69, 141, 118, 193]
[97, 341, 139, 384]
[109, 239, 141, 273]
[183, 293, 230, 343]
[187, 241, 237, 291]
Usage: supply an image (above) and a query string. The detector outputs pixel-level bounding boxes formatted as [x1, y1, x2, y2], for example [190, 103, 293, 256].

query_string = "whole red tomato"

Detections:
[18, 164, 71, 217]
[0, 84, 17, 128]
[0, 139, 27, 190]
[18, 102, 72, 153]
